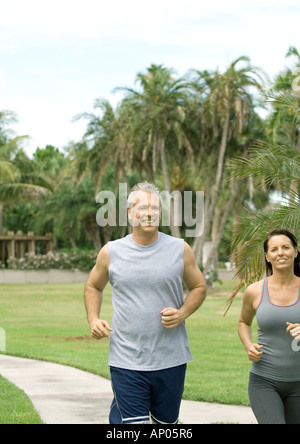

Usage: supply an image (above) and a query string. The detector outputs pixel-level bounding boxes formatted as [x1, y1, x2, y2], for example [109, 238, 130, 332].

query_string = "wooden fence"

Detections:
[0, 232, 53, 263]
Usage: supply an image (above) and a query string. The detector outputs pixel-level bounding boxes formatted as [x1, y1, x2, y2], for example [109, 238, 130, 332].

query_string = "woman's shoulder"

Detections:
[244, 279, 265, 302]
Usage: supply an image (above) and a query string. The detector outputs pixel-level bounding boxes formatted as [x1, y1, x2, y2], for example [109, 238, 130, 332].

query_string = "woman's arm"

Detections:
[238, 283, 263, 362]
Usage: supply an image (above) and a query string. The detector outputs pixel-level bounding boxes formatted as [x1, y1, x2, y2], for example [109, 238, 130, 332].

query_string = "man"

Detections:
[84, 182, 207, 424]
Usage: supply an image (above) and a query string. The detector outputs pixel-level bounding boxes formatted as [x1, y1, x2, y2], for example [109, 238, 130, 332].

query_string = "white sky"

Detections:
[0, 0, 299, 156]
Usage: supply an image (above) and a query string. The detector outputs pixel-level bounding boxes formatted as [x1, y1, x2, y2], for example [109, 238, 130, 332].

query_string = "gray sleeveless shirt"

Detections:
[107, 232, 193, 371]
[251, 278, 300, 382]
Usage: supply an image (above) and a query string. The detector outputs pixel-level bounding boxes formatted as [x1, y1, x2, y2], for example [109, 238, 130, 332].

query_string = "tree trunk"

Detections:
[211, 205, 221, 274]
[94, 161, 108, 199]
[64, 224, 77, 249]
[203, 183, 240, 277]
[193, 107, 231, 266]
[85, 217, 102, 250]
[159, 137, 181, 238]
[230, 201, 243, 277]
[0, 202, 3, 234]
[192, 172, 214, 265]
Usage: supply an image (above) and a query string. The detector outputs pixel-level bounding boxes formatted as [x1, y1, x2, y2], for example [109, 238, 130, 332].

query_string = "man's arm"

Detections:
[161, 242, 207, 329]
[84, 245, 112, 339]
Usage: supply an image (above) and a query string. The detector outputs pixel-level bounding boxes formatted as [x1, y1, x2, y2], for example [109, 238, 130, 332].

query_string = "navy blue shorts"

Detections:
[109, 364, 187, 424]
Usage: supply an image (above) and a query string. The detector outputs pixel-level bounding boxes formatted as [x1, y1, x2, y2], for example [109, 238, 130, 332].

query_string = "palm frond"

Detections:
[225, 199, 300, 314]
[0, 183, 51, 203]
[229, 141, 300, 192]
[0, 135, 30, 155]
[0, 160, 21, 182]
[267, 90, 300, 121]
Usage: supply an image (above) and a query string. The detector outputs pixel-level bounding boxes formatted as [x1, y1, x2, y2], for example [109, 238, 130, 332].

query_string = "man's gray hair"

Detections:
[127, 182, 162, 209]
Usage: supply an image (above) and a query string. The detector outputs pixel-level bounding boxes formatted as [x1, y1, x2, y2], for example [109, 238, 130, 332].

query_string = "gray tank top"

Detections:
[107, 232, 193, 371]
[251, 278, 300, 382]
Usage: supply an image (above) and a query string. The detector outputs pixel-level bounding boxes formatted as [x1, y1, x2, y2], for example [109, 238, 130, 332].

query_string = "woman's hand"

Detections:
[286, 322, 300, 340]
[247, 343, 263, 362]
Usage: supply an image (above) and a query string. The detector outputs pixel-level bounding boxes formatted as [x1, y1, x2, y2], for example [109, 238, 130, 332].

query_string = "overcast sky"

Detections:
[0, 0, 299, 156]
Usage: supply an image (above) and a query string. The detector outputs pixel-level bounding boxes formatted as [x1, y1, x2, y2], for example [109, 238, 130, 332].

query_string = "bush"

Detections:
[6, 250, 98, 272]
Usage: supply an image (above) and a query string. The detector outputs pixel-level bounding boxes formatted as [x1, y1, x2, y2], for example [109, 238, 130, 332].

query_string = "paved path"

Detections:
[0, 354, 257, 424]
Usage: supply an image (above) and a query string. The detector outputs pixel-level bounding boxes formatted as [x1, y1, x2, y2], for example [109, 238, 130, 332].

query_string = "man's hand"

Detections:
[161, 307, 185, 329]
[90, 319, 112, 340]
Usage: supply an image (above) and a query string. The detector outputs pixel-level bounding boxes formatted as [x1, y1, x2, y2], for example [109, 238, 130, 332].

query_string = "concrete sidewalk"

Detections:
[0, 354, 257, 424]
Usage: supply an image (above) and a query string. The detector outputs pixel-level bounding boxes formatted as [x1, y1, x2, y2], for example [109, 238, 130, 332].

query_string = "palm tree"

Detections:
[0, 141, 52, 234]
[0, 110, 52, 234]
[265, 46, 300, 206]
[73, 99, 136, 197]
[189, 57, 266, 267]
[35, 176, 102, 250]
[116, 64, 194, 237]
[225, 90, 300, 311]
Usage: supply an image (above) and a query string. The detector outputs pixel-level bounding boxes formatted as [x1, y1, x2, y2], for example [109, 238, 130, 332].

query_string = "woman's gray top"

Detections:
[251, 278, 300, 382]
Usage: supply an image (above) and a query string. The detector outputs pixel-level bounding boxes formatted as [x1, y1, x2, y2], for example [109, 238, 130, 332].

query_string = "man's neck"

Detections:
[131, 229, 159, 246]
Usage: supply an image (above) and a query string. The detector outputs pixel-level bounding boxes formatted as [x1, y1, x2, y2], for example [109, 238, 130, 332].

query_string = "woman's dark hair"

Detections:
[263, 229, 300, 277]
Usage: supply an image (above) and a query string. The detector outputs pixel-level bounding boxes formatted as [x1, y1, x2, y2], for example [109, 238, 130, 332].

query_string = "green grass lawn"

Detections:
[0, 281, 255, 408]
[0, 375, 44, 424]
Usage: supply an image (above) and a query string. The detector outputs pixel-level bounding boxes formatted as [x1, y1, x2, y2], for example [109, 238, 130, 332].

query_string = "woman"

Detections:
[238, 229, 300, 424]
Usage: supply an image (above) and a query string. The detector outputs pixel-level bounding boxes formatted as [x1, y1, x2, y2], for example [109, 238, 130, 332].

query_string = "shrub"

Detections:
[6, 250, 98, 272]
